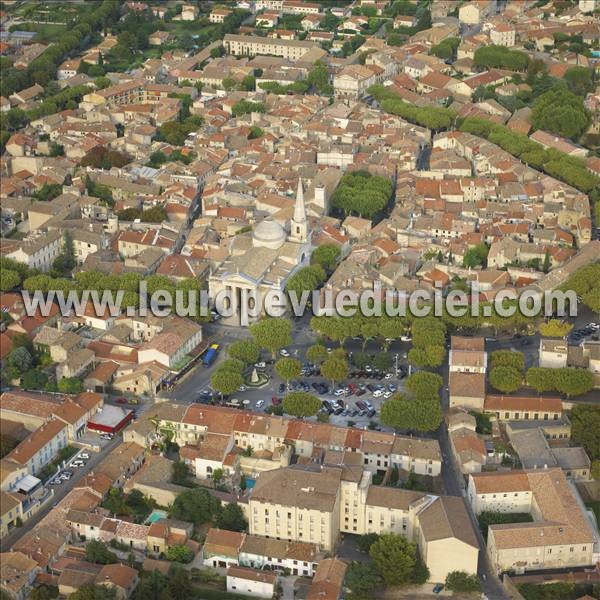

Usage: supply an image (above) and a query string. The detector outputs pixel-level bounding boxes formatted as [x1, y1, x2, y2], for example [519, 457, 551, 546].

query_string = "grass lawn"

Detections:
[15, 22, 67, 42]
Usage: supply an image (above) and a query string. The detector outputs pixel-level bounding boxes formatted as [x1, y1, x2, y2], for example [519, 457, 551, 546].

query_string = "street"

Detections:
[0, 435, 121, 552]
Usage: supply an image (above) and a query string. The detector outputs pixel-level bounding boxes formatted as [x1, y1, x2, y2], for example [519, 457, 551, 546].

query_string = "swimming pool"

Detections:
[145, 509, 168, 524]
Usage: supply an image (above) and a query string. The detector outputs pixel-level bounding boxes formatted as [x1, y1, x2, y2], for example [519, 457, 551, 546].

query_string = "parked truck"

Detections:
[202, 343, 220, 367]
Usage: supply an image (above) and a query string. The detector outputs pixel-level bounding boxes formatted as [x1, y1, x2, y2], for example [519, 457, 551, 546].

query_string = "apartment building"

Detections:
[5, 419, 68, 476]
[202, 528, 321, 577]
[139, 403, 442, 480]
[484, 395, 563, 421]
[5, 230, 63, 272]
[459, 0, 496, 24]
[467, 469, 595, 574]
[223, 34, 319, 60]
[249, 466, 342, 552]
[81, 80, 196, 109]
[449, 336, 487, 410]
[246, 463, 479, 581]
[333, 64, 382, 99]
[490, 23, 516, 47]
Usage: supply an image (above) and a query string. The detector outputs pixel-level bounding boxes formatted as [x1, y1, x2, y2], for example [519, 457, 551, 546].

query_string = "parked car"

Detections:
[373, 389, 383, 398]
[115, 397, 128, 404]
[238, 385, 247, 392]
[432, 584, 444, 594]
[383, 391, 392, 399]
[79, 452, 90, 460]
[271, 396, 281, 405]
[70, 460, 85, 468]
[256, 399, 264, 408]
[278, 383, 286, 394]
[254, 362, 266, 369]
[279, 348, 291, 357]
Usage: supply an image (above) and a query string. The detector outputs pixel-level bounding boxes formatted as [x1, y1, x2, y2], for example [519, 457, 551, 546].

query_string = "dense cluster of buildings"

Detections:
[1, 0, 600, 598]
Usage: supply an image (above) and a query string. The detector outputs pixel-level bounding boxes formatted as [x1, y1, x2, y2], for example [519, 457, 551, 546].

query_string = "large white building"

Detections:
[208, 180, 311, 325]
[467, 469, 596, 574]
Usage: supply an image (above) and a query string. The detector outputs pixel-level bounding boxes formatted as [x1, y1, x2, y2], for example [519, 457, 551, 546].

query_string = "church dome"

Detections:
[253, 218, 286, 249]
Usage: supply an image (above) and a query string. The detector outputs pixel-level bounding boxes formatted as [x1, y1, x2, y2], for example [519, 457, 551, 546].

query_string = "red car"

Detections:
[115, 397, 128, 404]
[271, 396, 281, 405]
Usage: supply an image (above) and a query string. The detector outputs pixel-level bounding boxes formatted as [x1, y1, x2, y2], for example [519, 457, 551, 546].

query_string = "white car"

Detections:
[70, 460, 85, 468]
[256, 399, 265, 408]
[400, 335, 412, 342]
[384, 373, 393, 380]
[372, 389, 383, 398]
[383, 391, 392, 399]
[239, 385, 247, 392]
[279, 349, 291, 357]
[79, 453, 90, 459]
[254, 362, 266, 369]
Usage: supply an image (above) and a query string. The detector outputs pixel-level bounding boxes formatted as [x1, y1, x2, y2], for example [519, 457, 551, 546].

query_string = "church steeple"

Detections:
[290, 177, 308, 243]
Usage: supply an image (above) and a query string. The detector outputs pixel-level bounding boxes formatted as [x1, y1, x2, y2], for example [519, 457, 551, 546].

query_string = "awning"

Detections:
[17, 474, 41, 493]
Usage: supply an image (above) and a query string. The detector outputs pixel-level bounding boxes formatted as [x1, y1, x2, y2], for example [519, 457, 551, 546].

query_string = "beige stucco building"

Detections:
[468, 469, 595, 574]
[223, 34, 319, 60]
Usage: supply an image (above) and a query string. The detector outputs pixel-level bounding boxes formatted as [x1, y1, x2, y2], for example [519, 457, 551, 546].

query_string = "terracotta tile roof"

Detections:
[484, 395, 562, 413]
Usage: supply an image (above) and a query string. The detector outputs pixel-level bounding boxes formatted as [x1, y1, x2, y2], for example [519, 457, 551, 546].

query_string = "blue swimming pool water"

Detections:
[145, 509, 168, 524]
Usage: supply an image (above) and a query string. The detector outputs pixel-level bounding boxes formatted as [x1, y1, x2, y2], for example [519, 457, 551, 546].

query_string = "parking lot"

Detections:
[195, 356, 412, 432]
[47, 435, 114, 487]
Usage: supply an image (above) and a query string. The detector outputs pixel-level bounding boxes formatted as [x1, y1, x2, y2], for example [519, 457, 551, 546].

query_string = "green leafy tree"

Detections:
[357, 533, 380, 553]
[532, 86, 590, 140]
[169, 565, 192, 600]
[21, 369, 48, 390]
[29, 585, 58, 600]
[232, 100, 265, 117]
[554, 368, 594, 398]
[171, 461, 192, 486]
[215, 503, 248, 532]
[169, 487, 221, 525]
[69, 586, 116, 600]
[282, 392, 321, 418]
[311, 244, 341, 271]
[372, 352, 392, 372]
[564, 66, 594, 96]
[306, 344, 328, 364]
[369, 533, 419, 587]
[331, 171, 393, 218]
[85, 540, 118, 565]
[345, 562, 382, 599]
[250, 317, 292, 359]
[490, 350, 525, 372]
[0, 269, 20, 291]
[539, 319, 573, 338]
[489, 366, 522, 393]
[321, 356, 349, 387]
[380, 394, 442, 432]
[218, 358, 245, 374]
[228, 340, 261, 365]
[32, 183, 62, 202]
[285, 264, 326, 296]
[8, 347, 32, 374]
[211, 370, 243, 398]
[445, 571, 481, 593]
[405, 371, 443, 400]
[275, 357, 302, 385]
[463, 243, 489, 268]
[473, 45, 529, 70]
[58, 377, 83, 394]
[526, 367, 557, 393]
[571, 405, 600, 460]
[164, 545, 194, 563]
[408, 345, 446, 369]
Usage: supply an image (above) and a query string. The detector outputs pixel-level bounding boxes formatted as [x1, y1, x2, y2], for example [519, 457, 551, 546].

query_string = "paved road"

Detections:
[0, 436, 121, 552]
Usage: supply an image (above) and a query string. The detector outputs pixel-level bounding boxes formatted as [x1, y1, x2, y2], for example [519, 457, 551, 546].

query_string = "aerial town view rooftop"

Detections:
[0, 1, 599, 599]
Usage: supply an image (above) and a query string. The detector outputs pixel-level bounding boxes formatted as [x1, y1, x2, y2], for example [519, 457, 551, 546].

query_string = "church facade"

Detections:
[208, 179, 312, 325]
